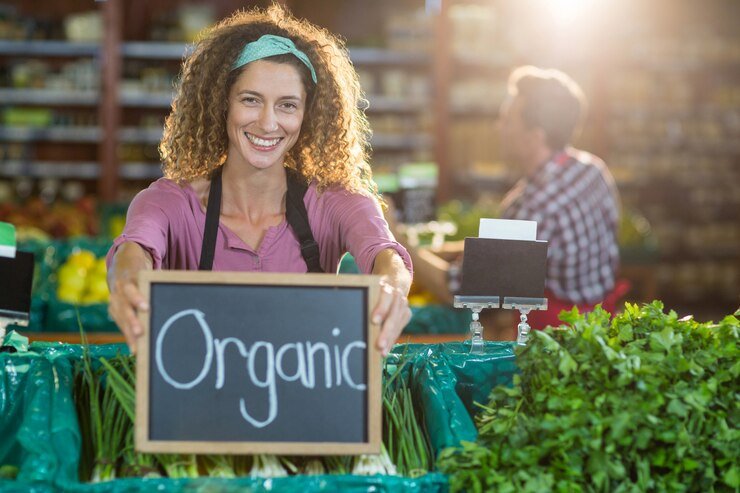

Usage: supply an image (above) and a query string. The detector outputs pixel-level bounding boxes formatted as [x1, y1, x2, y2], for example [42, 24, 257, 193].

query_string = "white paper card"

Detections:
[478, 218, 537, 241]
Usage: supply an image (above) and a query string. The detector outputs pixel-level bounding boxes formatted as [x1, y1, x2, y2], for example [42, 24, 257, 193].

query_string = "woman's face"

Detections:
[226, 60, 306, 171]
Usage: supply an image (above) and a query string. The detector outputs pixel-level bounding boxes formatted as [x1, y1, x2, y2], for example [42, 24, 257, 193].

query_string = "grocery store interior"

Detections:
[1, 0, 738, 332]
[1, 0, 738, 490]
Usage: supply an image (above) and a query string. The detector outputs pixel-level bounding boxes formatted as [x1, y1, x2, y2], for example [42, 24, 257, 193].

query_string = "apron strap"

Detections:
[198, 166, 223, 271]
[285, 169, 323, 273]
[198, 167, 323, 273]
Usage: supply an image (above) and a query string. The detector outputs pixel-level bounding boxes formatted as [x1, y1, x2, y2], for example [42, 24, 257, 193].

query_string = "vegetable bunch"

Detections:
[382, 353, 434, 477]
[74, 345, 434, 481]
[438, 302, 739, 492]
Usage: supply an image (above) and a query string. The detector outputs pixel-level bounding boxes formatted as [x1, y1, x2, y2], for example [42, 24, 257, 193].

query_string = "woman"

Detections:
[106, 6, 412, 356]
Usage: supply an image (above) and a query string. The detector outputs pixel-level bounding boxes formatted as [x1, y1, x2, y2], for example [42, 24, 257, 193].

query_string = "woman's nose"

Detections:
[258, 106, 278, 132]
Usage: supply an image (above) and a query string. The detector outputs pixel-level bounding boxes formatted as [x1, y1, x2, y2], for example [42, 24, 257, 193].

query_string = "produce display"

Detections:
[0, 196, 99, 239]
[73, 347, 434, 482]
[56, 249, 109, 305]
[436, 199, 500, 242]
[438, 302, 739, 492]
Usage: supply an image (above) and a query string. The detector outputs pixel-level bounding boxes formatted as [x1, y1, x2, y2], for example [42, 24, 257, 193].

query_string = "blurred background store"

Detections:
[0, 0, 738, 334]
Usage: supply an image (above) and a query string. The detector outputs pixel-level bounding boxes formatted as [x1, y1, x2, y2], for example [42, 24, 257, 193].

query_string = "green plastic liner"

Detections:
[2, 340, 518, 492]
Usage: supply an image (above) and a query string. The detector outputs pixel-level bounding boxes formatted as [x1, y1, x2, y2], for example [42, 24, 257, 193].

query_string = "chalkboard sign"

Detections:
[136, 271, 381, 455]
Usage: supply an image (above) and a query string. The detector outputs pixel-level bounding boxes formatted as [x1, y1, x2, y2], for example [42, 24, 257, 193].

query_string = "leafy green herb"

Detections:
[438, 302, 739, 492]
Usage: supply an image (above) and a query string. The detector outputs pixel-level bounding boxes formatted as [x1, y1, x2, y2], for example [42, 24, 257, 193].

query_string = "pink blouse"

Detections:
[106, 178, 412, 275]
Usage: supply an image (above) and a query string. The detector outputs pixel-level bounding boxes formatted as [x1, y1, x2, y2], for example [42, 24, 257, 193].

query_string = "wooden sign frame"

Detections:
[135, 270, 381, 455]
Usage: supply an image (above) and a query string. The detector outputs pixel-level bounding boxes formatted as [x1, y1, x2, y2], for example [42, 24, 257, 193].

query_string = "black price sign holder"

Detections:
[453, 237, 549, 349]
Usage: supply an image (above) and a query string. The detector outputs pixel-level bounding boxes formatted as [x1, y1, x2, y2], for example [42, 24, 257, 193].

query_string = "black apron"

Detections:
[197, 166, 323, 273]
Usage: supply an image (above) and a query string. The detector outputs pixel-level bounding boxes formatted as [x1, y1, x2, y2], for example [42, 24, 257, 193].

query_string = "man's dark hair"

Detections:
[508, 66, 587, 149]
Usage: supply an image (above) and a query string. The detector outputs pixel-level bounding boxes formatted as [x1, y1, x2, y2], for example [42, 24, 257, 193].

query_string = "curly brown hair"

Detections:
[159, 4, 376, 197]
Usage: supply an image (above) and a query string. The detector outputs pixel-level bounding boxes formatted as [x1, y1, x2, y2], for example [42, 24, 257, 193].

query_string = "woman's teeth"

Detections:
[246, 133, 281, 147]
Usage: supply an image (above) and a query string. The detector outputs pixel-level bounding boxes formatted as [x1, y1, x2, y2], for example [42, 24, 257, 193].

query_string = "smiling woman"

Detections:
[105, 5, 412, 360]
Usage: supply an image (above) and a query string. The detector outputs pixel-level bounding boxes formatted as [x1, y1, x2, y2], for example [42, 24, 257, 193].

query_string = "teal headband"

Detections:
[232, 34, 317, 84]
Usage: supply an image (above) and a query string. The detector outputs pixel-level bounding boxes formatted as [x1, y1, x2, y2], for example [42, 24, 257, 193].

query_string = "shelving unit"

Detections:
[0, 0, 434, 203]
[0, 21, 104, 203]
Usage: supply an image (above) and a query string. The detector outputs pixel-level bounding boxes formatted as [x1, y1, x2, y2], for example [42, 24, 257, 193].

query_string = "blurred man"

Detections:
[496, 66, 622, 329]
[390, 66, 623, 337]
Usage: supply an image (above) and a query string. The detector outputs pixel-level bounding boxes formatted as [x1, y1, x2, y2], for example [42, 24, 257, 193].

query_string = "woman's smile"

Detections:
[245, 132, 284, 151]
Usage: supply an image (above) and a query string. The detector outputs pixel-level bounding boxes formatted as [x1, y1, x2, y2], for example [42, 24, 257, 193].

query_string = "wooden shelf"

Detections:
[0, 126, 101, 142]
[0, 88, 99, 106]
[0, 160, 100, 179]
[0, 40, 99, 56]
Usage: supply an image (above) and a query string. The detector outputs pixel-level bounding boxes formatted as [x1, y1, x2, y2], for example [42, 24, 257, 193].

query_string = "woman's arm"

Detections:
[405, 246, 456, 305]
[370, 248, 412, 356]
[107, 241, 153, 353]
[383, 201, 462, 305]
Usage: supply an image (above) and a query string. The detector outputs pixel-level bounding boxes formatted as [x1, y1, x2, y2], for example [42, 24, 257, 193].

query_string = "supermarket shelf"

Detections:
[119, 127, 163, 143]
[0, 40, 99, 56]
[120, 91, 174, 108]
[118, 42, 428, 67]
[453, 56, 513, 74]
[113, 127, 431, 150]
[0, 126, 169, 145]
[0, 160, 163, 179]
[121, 41, 192, 59]
[0, 41, 427, 67]
[456, 170, 515, 190]
[366, 95, 427, 113]
[348, 47, 429, 66]
[609, 142, 740, 155]
[118, 128, 433, 149]
[0, 126, 101, 142]
[687, 141, 740, 154]
[371, 133, 430, 151]
[0, 88, 98, 105]
[609, 106, 695, 118]
[451, 106, 499, 117]
[119, 162, 163, 179]
[0, 160, 99, 178]
[117, 92, 425, 112]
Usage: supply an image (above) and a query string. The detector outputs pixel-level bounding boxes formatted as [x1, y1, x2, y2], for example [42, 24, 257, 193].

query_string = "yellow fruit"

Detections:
[81, 292, 106, 305]
[93, 257, 107, 276]
[109, 216, 126, 238]
[67, 250, 96, 271]
[408, 291, 439, 307]
[57, 264, 87, 293]
[57, 285, 83, 304]
[87, 276, 110, 301]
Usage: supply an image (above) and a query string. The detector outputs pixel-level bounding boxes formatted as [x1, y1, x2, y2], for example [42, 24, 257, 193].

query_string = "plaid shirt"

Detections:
[500, 148, 620, 304]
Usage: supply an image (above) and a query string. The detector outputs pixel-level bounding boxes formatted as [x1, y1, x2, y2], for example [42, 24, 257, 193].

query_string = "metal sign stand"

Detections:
[454, 295, 548, 351]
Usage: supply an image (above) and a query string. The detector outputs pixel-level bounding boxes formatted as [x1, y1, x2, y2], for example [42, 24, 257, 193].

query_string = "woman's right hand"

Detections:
[108, 276, 149, 353]
[107, 242, 153, 353]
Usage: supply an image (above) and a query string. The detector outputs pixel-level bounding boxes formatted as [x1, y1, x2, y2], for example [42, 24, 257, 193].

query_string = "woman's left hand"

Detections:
[371, 276, 412, 357]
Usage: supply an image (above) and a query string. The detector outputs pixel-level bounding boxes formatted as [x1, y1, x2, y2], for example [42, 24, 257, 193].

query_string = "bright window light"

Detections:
[544, 0, 593, 27]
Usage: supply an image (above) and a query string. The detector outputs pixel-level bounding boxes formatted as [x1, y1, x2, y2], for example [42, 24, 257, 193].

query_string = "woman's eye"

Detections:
[241, 97, 259, 104]
[280, 102, 298, 111]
